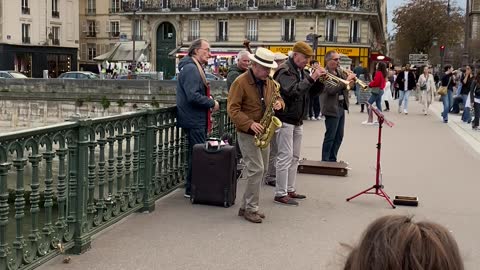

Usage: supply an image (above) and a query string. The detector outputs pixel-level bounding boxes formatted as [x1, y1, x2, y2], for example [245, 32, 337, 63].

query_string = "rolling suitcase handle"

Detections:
[204, 138, 223, 153]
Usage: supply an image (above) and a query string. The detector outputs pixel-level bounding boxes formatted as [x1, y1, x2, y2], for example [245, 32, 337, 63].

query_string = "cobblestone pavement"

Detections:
[39, 97, 480, 270]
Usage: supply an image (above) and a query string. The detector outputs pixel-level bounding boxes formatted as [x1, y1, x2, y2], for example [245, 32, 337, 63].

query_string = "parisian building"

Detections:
[465, 0, 480, 65]
[80, 0, 387, 79]
[0, 0, 79, 78]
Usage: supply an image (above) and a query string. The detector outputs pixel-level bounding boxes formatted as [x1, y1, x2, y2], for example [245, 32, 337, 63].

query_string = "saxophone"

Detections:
[254, 76, 283, 149]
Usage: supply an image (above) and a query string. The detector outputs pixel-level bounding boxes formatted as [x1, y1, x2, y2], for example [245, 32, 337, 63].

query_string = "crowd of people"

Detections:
[352, 62, 480, 129]
[175, 39, 465, 266]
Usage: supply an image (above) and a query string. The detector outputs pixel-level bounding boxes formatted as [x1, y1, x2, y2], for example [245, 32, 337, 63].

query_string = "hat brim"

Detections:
[249, 54, 278, 69]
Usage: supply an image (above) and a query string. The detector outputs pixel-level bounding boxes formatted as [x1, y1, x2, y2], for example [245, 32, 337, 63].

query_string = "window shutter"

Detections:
[106, 21, 111, 33]
[81, 43, 87, 60]
[82, 21, 88, 33]
[95, 20, 100, 33]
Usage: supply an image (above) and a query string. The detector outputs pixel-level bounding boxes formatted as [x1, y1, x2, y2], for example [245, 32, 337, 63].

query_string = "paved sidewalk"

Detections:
[39, 98, 480, 270]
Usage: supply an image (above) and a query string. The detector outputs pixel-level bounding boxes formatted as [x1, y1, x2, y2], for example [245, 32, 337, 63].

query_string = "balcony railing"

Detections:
[110, 32, 120, 38]
[86, 32, 97, 38]
[188, 35, 200, 41]
[281, 35, 295, 42]
[0, 101, 234, 270]
[349, 36, 361, 43]
[22, 6, 30, 15]
[109, 8, 121, 13]
[216, 35, 228, 42]
[86, 8, 96, 15]
[52, 10, 60, 18]
[130, 0, 377, 12]
[52, 39, 60, 45]
[325, 35, 337, 42]
[22, 36, 31, 44]
[245, 34, 258, 42]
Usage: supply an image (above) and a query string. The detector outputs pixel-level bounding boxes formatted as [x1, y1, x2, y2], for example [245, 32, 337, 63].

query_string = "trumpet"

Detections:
[339, 67, 369, 91]
[311, 67, 355, 90]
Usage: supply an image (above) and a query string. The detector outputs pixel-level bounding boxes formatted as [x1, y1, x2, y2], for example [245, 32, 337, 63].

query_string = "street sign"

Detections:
[409, 53, 428, 65]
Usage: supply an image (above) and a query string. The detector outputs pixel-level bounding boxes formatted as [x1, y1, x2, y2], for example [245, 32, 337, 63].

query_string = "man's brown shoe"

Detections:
[244, 211, 262, 223]
[238, 208, 265, 218]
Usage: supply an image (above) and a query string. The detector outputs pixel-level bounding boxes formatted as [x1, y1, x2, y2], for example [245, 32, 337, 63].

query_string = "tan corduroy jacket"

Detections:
[227, 69, 285, 134]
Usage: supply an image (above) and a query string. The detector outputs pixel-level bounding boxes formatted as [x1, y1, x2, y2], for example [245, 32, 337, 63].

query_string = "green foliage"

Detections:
[100, 96, 110, 110]
[392, 0, 464, 63]
[117, 99, 126, 107]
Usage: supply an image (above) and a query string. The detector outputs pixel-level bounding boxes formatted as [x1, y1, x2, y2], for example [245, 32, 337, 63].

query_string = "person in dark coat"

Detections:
[176, 39, 219, 198]
[395, 64, 417, 114]
[319, 50, 356, 162]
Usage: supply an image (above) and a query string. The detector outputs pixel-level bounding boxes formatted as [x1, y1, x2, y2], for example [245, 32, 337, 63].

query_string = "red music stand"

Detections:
[346, 105, 396, 208]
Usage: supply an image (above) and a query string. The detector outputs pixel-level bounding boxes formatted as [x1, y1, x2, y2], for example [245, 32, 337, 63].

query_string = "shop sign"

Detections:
[325, 47, 360, 57]
[269, 46, 293, 55]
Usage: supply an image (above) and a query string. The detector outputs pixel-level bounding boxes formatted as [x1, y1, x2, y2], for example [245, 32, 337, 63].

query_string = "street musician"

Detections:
[319, 50, 356, 162]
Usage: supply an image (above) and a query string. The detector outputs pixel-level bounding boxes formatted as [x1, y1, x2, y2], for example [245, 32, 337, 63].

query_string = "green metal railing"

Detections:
[0, 100, 235, 270]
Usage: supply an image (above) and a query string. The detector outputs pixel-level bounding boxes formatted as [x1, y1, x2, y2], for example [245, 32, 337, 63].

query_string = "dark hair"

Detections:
[325, 50, 337, 61]
[377, 62, 387, 78]
[188, 38, 208, 57]
[475, 70, 480, 84]
[344, 215, 464, 270]
[444, 64, 452, 72]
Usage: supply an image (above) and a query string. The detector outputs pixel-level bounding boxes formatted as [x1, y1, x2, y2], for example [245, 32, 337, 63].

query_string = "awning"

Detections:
[172, 46, 246, 57]
[370, 52, 391, 62]
[94, 41, 150, 62]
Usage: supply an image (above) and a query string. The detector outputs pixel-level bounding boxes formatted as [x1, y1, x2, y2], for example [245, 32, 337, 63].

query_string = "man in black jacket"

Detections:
[273, 41, 325, 206]
[395, 64, 417, 114]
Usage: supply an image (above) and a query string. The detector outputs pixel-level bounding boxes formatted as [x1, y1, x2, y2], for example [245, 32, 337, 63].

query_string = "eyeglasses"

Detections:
[331, 58, 340, 61]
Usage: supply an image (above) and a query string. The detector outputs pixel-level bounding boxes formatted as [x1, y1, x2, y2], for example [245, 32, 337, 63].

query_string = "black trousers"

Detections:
[309, 95, 320, 118]
[474, 102, 480, 128]
[185, 128, 207, 194]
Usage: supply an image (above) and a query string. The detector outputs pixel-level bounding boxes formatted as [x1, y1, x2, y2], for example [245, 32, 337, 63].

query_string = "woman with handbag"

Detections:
[440, 65, 455, 123]
[417, 66, 436, 115]
[362, 62, 387, 125]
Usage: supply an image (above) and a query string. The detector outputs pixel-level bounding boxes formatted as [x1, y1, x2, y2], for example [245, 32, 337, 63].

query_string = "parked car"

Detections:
[0, 71, 28, 79]
[58, 71, 100, 79]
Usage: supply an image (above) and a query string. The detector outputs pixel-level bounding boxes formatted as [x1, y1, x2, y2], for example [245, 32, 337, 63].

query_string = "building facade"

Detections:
[87, 0, 386, 79]
[465, 0, 480, 65]
[0, 0, 79, 78]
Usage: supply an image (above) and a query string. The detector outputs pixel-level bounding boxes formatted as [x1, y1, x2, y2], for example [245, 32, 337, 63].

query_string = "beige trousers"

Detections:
[237, 132, 269, 212]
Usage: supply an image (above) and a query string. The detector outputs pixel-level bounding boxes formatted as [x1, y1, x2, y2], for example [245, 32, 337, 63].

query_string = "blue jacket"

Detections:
[176, 56, 215, 129]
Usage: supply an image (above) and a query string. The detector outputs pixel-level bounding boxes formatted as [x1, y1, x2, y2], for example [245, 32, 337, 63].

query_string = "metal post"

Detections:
[132, 10, 136, 73]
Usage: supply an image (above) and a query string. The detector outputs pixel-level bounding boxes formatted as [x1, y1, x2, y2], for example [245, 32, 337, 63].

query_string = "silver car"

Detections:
[0, 71, 29, 78]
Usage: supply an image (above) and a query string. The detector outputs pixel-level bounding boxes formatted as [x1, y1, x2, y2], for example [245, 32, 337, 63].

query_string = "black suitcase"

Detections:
[191, 139, 237, 207]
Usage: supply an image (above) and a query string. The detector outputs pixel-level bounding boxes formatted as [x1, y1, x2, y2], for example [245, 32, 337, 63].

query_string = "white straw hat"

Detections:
[249, 47, 278, 69]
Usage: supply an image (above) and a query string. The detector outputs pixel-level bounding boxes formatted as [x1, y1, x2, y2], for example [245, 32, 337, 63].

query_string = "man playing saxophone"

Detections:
[227, 47, 284, 224]
[273, 41, 326, 206]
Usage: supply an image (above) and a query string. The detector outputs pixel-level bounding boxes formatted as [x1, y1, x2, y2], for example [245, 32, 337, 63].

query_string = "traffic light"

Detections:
[440, 45, 446, 57]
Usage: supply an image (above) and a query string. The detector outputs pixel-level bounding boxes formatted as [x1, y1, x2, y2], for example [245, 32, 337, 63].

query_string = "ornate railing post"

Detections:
[0, 162, 12, 270]
[139, 108, 157, 212]
[72, 117, 92, 253]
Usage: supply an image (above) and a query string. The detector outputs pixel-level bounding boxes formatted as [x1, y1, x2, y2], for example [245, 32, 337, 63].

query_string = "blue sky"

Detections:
[387, 0, 467, 34]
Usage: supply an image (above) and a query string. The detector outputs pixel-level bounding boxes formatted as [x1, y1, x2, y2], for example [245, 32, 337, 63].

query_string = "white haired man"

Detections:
[228, 48, 285, 223]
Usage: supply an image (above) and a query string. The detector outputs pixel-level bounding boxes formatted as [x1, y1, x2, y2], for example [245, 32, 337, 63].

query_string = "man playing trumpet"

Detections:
[320, 50, 356, 162]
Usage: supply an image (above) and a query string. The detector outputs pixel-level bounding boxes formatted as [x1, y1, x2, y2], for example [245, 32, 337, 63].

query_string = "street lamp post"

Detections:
[122, 0, 142, 73]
